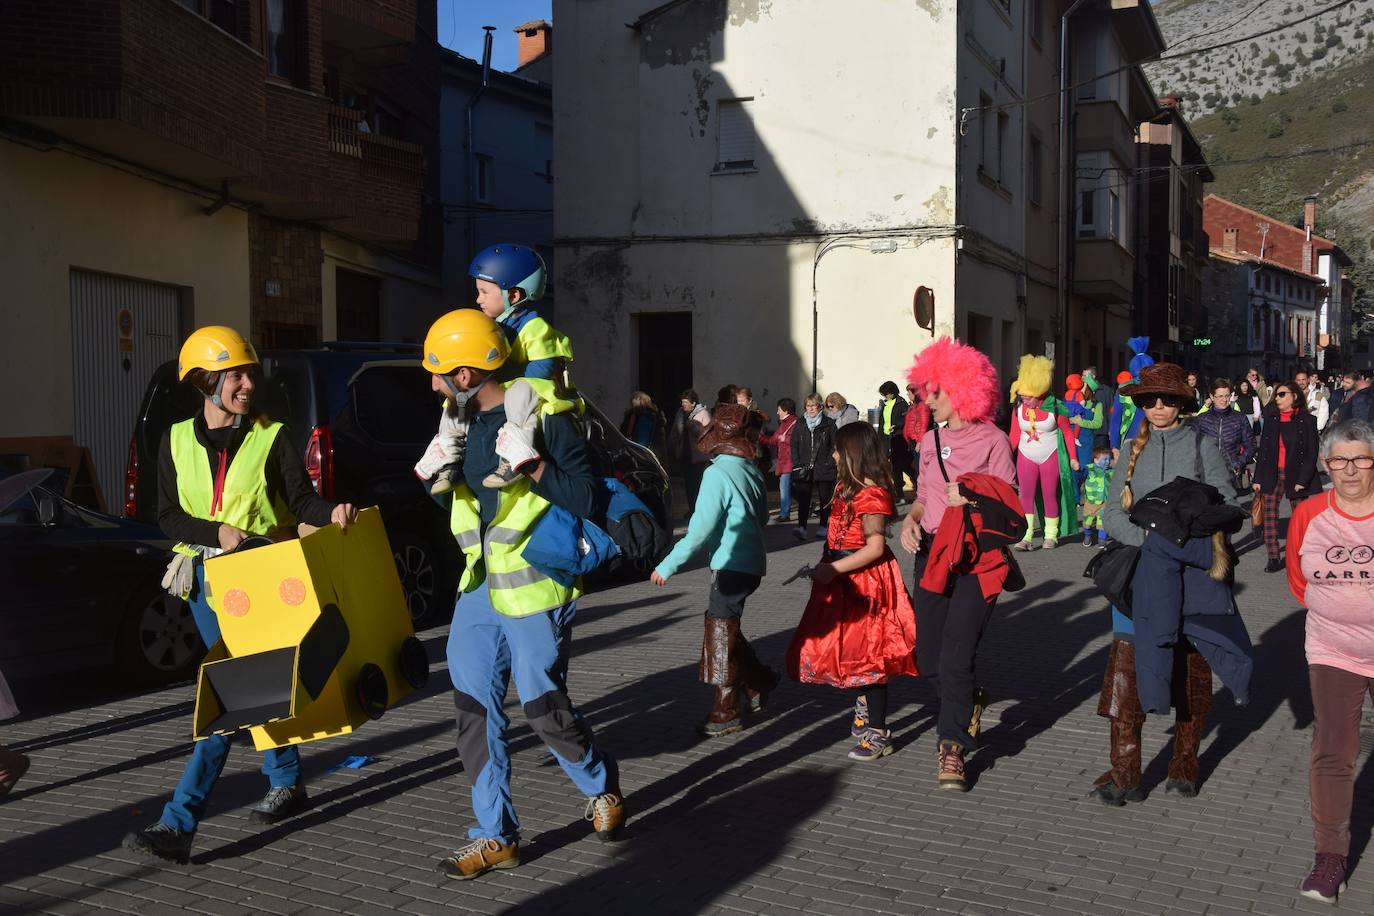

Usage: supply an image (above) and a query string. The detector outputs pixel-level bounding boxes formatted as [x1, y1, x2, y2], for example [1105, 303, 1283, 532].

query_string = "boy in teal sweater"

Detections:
[651, 403, 779, 736]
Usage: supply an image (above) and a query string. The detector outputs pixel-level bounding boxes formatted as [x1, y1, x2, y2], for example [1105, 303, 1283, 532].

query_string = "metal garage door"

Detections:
[71, 270, 181, 513]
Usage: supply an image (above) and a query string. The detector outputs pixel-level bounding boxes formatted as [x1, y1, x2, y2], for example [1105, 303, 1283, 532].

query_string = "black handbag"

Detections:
[1083, 540, 1139, 615]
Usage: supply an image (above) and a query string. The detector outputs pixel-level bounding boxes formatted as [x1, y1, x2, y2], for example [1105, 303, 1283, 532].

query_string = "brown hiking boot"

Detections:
[968, 687, 990, 739]
[937, 740, 968, 792]
[437, 838, 520, 880]
[584, 791, 626, 842]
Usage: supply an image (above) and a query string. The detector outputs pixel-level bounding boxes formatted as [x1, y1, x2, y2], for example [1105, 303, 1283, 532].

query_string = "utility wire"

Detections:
[961, 0, 1362, 119]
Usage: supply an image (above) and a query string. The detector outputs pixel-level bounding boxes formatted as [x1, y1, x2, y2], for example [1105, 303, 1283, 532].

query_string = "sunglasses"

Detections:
[1275, 390, 1293, 398]
[1132, 395, 1188, 409]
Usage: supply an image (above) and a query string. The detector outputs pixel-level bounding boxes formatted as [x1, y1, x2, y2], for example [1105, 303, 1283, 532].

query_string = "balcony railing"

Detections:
[328, 104, 423, 179]
[359, 133, 423, 180]
[328, 104, 364, 157]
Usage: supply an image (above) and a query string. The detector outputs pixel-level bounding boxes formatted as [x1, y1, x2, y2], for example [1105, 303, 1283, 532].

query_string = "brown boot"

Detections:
[700, 617, 743, 736]
[1166, 645, 1213, 797]
[732, 628, 780, 713]
[1090, 641, 1146, 806]
[0, 746, 29, 799]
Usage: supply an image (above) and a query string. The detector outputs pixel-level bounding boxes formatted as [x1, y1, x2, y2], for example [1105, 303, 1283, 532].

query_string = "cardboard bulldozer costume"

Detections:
[192, 508, 429, 751]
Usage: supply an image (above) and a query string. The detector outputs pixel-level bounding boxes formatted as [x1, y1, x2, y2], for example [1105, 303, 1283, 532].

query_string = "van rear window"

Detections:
[350, 366, 437, 446]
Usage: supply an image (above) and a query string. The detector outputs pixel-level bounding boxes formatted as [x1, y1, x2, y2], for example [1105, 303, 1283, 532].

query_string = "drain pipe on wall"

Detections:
[464, 26, 496, 261]
[1056, 0, 1089, 367]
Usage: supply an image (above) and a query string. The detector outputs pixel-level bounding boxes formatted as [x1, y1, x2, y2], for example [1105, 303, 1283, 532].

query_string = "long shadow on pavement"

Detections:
[505, 768, 840, 915]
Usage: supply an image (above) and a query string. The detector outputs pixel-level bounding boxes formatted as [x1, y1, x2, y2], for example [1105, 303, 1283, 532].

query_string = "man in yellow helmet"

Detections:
[421, 309, 625, 881]
[123, 326, 356, 865]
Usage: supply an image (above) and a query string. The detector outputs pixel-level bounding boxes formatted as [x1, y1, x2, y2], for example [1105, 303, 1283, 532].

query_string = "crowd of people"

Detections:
[2, 235, 1370, 907]
[645, 338, 1374, 905]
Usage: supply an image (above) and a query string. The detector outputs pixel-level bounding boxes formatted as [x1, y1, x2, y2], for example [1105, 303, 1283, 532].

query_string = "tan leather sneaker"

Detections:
[585, 791, 626, 842]
[437, 838, 520, 880]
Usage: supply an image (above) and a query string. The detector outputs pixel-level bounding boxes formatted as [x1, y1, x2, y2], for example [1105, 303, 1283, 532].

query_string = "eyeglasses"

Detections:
[1326, 456, 1374, 471]
[1132, 395, 1188, 409]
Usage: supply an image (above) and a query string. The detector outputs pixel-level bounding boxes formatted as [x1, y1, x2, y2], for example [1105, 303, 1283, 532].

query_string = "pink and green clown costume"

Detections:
[1007, 355, 1079, 547]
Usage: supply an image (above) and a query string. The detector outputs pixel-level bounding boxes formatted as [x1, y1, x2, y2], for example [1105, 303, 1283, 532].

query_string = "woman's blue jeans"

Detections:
[160, 561, 300, 832]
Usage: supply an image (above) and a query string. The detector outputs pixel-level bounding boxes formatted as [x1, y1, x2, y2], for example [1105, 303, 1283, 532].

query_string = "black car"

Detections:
[0, 469, 204, 684]
[127, 346, 459, 627]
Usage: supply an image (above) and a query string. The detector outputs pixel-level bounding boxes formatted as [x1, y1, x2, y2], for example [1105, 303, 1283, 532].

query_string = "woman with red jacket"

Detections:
[1253, 380, 1320, 572]
[899, 337, 1017, 792]
[760, 398, 799, 523]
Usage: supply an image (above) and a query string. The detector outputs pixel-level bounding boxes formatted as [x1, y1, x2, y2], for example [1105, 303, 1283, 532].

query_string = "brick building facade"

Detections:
[0, 0, 441, 503]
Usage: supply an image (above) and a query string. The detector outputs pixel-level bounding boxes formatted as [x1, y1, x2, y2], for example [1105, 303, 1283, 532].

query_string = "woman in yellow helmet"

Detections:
[123, 325, 356, 865]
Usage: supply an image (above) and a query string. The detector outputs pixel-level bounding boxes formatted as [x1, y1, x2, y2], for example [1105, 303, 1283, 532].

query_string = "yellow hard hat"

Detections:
[422, 309, 509, 375]
[178, 326, 259, 380]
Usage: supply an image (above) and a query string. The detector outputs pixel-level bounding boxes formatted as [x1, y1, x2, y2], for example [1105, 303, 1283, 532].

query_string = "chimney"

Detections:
[1223, 228, 1238, 253]
[1301, 193, 1317, 274]
[514, 20, 551, 69]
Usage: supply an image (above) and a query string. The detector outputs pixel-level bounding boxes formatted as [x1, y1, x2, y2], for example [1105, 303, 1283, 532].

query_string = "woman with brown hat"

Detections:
[1093, 362, 1251, 806]
[651, 403, 780, 736]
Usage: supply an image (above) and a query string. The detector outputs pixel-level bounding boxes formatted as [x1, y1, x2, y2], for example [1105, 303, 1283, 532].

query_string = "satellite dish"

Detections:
[913, 286, 935, 333]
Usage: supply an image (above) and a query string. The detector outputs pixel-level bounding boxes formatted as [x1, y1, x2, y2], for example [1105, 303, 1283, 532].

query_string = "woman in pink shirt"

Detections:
[1286, 420, 1374, 904]
[899, 337, 1017, 792]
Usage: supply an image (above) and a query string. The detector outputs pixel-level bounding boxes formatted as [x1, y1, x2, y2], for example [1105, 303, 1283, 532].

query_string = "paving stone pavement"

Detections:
[3, 514, 1372, 915]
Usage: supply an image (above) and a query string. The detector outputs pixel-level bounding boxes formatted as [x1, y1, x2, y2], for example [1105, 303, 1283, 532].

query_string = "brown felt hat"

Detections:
[697, 403, 761, 460]
[1119, 362, 1197, 409]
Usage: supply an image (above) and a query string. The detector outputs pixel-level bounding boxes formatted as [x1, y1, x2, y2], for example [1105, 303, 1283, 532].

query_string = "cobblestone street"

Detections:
[1, 519, 1369, 915]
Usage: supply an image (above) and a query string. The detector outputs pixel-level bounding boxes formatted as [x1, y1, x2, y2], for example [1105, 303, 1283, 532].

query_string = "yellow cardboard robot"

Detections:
[192, 507, 429, 751]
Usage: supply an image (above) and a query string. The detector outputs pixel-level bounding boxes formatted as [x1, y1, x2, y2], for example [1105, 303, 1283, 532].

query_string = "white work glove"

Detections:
[415, 430, 465, 481]
[161, 553, 195, 598]
[494, 423, 541, 474]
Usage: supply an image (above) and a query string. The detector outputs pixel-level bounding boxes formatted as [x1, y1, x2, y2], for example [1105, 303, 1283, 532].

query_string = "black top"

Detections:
[790, 416, 838, 478]
[463, 404, 602, 525]
[1253, 410, 1319, 498]
[157, 413, 336, 547]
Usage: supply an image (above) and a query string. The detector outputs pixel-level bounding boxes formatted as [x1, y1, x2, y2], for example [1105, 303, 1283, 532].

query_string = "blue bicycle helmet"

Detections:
[468, 244, 546, 306]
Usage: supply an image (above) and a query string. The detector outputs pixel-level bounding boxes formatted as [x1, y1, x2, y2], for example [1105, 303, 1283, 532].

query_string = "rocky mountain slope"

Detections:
[1150, 0, 1374, 328]
[1148, 0, 1374, 118]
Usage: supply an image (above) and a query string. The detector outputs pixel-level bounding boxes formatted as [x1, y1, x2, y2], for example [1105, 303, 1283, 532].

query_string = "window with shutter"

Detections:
[716, 99, 756, 171]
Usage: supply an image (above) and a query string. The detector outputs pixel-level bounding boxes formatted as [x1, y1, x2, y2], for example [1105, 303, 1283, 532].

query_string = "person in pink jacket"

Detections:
[759, 398, 799, 522]
[1286, 419, 1374, 904]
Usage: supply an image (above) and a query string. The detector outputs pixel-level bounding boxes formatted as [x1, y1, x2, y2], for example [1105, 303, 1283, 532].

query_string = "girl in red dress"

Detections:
[786, 422, 918, 761]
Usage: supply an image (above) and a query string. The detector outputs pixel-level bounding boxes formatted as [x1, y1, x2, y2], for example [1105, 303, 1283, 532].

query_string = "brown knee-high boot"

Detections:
[1166, 645, 1213, 797]
[1091, 640, 1147, 806]
[699, 616, 743, 736]
[731, 627, 781, 713]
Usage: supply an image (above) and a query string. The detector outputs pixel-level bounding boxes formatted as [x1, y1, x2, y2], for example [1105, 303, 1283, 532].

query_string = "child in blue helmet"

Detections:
[415, 244, 575, 492]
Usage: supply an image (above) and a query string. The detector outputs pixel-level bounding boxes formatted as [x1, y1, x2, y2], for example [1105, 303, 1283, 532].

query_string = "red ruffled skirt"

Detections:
[786, 550, 918, 688]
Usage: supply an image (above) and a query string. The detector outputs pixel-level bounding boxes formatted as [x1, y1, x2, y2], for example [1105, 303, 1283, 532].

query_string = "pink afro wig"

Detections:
[906, 336, 1000, 425]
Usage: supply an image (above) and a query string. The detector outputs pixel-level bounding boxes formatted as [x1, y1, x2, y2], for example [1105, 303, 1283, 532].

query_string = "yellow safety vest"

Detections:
[450, 477, 581, 617]
[508, 314, 574, 367]
[169, 417, 294, 555]
[447, 391, 589, 617]
[882, 399, 897, 435]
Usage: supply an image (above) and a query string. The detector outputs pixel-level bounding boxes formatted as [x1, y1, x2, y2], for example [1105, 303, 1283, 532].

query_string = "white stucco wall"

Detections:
[0, 140, 250, 439]
[553, 0, 966, 413]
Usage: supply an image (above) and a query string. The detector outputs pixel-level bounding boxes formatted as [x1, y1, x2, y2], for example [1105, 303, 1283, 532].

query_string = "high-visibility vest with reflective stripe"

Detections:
[506, 312, 574, 367]
[450, 477, 580, 617]
[169, 418, 294, 554]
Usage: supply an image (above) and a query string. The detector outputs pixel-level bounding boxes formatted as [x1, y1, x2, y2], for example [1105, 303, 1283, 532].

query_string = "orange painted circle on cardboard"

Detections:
[222, 588, 251, 618]
[279, 577, 307, 606]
